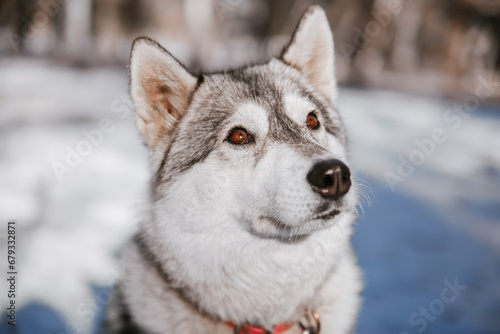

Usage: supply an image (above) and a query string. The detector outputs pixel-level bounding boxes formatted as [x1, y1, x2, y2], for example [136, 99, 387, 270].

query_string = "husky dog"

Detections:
[106, 5, 362, 334]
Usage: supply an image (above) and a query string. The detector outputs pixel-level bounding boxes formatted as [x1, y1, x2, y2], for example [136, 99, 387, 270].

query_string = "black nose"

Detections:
[307, 159, 351, 199]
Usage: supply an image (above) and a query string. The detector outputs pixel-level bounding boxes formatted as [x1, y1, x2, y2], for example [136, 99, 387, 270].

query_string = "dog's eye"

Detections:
[227, 128, 253, 145]
[306, 112, 320, 130]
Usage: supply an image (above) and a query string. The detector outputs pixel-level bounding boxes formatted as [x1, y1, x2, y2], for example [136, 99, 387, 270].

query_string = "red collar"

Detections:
[226, 310, 320, 334]
[226, 321, 293, 334]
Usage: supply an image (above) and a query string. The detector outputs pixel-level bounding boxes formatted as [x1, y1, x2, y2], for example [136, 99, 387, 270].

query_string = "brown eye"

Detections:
[228, 128, 252, 145]
[306, 112, 319, 130]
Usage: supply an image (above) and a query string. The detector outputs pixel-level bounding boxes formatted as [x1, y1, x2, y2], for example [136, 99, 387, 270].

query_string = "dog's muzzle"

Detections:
[307, 159, 351, 200]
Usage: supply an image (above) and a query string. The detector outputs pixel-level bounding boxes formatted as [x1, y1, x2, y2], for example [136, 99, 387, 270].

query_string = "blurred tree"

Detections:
[1, 0, 498, 99]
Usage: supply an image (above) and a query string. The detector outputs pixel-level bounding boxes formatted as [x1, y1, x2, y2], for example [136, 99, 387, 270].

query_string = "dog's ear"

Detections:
[281, 5, 337, 104]
[130, 37, 198, 149]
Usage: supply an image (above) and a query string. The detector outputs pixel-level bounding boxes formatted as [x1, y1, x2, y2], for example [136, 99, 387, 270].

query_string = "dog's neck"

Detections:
[137, 210, 354, 329]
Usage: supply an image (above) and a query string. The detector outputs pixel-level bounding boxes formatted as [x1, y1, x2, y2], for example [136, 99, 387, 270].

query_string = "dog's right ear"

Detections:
[281, 5, 337, 104]
[130, 37, 198, 149]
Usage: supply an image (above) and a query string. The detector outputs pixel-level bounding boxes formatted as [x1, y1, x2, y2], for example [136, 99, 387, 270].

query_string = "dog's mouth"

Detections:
[252, 207, 344, 241]
[264, 206, 343, 227]
[312, 208, 340, 221]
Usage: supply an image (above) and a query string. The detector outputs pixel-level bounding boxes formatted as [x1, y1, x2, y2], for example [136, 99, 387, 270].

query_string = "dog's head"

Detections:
[130, 6, 357, 240]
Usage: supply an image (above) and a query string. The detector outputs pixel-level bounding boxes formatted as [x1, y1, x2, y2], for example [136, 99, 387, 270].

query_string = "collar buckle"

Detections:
[299, 310, 321, 334]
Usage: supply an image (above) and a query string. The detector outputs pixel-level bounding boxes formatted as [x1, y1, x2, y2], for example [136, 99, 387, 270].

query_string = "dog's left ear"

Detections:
[281, 5, 337, 104]
[129, 37, 198, 150]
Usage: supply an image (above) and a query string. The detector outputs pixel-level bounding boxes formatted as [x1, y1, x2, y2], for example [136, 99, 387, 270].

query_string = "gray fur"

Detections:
[107, 5, 362, 334]
[155, 60, 345, 190]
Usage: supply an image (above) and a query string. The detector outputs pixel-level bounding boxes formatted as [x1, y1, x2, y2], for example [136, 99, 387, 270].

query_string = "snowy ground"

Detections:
[0, 57, 499, 334]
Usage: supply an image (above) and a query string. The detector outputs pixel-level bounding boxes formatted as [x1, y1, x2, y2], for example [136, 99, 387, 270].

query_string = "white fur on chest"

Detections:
[142, 199, 356, 329]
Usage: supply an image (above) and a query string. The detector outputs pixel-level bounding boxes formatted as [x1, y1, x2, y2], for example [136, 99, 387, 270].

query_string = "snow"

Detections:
[0, 57, 499, 333]
[0, 57, 149, 333]
[339, 89, 500, 333]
